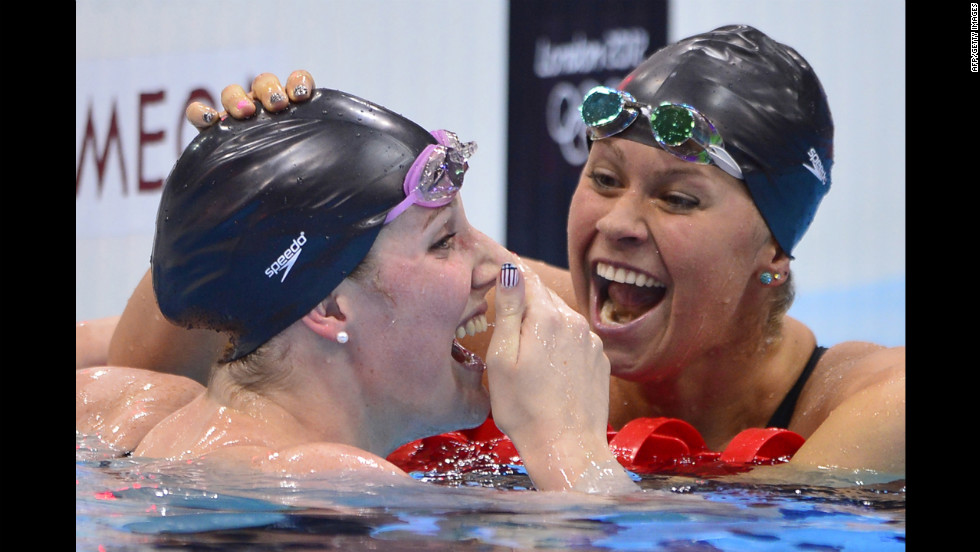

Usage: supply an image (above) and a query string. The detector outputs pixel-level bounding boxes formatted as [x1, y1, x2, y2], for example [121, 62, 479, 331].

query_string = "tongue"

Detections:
[452, 339, 486, 372]
[606, 282, 663, 320]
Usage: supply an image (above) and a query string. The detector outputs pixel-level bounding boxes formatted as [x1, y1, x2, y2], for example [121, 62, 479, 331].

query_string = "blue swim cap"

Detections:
[616, 24, 834, 256]
[152, 89, 436, 360]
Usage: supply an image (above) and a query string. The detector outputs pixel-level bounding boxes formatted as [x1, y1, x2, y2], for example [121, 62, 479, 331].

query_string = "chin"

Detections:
[457, 410, 489, 431]
[457, 389, 491, 429]
[428, 375, 488, 428]
[604, 348, 645, 379]
[443, 379, 489, 429]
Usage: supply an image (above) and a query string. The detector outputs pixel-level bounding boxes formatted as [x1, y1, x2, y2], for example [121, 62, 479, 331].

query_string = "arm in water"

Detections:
[486, 261, 637, 494]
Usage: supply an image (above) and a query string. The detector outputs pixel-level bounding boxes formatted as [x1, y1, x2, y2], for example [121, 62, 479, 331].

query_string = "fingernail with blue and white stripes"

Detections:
[500, 263, 519, 289]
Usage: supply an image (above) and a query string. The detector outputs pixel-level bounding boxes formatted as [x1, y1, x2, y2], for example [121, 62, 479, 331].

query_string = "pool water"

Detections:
[76, 432, 905, 551]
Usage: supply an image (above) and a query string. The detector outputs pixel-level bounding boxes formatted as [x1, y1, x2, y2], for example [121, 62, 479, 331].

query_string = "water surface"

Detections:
[76, 432, 905, 551]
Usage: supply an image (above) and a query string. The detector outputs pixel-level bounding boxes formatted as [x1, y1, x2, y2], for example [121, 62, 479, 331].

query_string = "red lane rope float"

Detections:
[387, 416, 805, 476]
[719, 427, 806, 465]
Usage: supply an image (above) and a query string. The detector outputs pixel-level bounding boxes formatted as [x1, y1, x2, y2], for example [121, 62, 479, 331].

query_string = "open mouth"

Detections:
[595, 262, 666, 326]
[451, 314, 488, 371]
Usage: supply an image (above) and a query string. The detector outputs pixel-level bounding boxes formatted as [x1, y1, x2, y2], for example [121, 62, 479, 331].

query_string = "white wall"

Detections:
[76, 0, 904, 346]
[76, 0, 510, 323]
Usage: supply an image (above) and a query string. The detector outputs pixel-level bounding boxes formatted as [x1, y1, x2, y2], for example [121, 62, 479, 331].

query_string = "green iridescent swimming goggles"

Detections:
[579, 86, 744, 180]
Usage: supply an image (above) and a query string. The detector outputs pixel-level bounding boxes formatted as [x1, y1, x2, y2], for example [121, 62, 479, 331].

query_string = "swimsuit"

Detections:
[765, 345, 827, 428]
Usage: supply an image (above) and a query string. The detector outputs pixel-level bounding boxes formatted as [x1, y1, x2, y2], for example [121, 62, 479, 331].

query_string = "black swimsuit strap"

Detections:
[766, 345, 828, 429]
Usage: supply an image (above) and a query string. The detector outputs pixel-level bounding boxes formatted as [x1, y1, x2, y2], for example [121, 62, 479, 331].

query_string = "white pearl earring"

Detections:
[336, 331, 349, 344]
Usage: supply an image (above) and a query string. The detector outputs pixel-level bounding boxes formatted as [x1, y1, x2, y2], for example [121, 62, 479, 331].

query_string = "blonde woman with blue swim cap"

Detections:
[76, 87, 637, 493]
[561, 25, 904, 477]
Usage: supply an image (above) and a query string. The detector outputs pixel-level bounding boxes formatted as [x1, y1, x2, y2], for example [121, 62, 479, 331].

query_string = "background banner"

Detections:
[505, 0, 667, 268]
[77, 1, 904, 347]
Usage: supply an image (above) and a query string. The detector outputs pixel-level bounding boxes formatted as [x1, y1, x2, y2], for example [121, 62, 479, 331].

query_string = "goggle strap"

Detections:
[705, 144, 744, 180]
[430, 129, 452, 146]
[384, 143, 441, 225]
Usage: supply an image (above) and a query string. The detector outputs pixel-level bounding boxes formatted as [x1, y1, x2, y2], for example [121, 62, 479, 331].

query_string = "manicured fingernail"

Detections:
[269, 92, 285, 105]
[236, 99, 252, 111]
[293, 84, 309, 98]
[500, 263, 519, 288]
[201, 110, 215, 124]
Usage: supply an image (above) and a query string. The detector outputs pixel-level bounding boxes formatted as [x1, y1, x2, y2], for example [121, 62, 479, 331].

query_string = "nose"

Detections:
[470, 229, 513, 291]
[594, 191, 650, 246]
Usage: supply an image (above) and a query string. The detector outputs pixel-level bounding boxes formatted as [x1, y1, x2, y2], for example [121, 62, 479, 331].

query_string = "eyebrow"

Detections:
[604, 140, 628, 163]
[659, 165, 709, 180]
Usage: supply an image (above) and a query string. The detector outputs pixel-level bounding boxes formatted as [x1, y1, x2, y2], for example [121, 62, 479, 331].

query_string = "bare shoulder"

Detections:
[808, 342, 903, 406]
[204, 442, 409, 479]
[76, 366, 204, 407]
[793, 341, 904, 432]
[790, 341, 905, 474]
[822, 340, 905, 372]
[76, 366, 204, 453]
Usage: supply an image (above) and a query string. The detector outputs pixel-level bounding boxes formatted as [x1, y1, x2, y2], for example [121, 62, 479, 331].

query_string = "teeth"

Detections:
[596, 262, 663, 288]
[455, 313, 488, 339]
[600, 299, 621, 325]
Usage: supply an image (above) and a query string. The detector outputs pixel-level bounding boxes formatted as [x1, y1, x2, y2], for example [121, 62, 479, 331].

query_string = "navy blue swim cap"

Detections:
[152, 89, 436, 360]
[616, 24, 834, 256]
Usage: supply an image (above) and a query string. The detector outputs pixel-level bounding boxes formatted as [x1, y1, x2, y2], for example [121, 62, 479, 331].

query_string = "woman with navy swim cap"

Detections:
[562, 25, 903, 476]
[77, 88, 637, 493]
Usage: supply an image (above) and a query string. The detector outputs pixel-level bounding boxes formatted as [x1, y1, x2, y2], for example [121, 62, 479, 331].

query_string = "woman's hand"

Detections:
[486, 261, 636, 493]
[185, 70, 315, 130]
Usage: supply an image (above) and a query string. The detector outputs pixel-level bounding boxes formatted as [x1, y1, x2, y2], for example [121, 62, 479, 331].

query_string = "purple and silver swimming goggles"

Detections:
[383, 129, 477, 225]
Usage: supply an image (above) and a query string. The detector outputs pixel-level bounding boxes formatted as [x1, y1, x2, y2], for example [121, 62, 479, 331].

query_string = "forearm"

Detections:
[514, 431, 637, 494]
[487, 261, 637, 494]
[108, 270, 225, 384]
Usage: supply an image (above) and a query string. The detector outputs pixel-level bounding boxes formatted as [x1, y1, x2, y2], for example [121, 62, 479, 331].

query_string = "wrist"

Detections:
[515, 432, 637, 494]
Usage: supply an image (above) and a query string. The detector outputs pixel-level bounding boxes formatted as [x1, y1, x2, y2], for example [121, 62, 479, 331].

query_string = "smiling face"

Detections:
[567, 138, 779, 382]
[342, 196, 508, 438]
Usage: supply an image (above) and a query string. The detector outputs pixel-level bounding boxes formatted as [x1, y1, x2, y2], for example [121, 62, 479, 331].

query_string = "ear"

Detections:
[301, 295, 348, 342]
[761, 245, 792, 287]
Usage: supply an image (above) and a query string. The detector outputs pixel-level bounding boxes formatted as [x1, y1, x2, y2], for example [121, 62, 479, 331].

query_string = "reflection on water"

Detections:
[76, 432, 905, 551]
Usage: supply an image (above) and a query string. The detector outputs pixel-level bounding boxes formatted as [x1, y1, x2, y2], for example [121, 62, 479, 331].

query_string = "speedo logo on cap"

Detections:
[802, 147, 828, 185]
[265, 232, 307, 282]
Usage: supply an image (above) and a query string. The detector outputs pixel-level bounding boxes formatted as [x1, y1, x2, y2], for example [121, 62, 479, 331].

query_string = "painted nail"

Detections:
[201, 111, 214, 124]
[269, 92, 285, 105]
[293, 84, 309, 98]
[500, 263, 519, 288]
[236, 99, 252, 111]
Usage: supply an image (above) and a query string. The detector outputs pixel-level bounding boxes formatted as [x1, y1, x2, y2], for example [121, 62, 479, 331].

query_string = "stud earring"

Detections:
[760, 272, 782, 285]
[336, 331, 349, 344]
